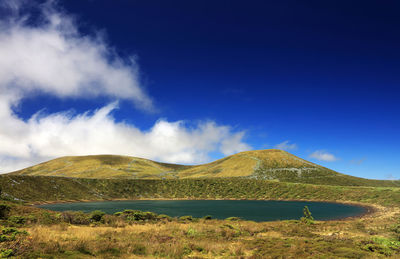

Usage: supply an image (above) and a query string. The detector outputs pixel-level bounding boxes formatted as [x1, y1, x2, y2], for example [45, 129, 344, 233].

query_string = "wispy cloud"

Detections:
[309, 150, 337, 162]
[385, 174, 397, 180]
[350, 158, 366, 165]
[0, 1, 251, 173]
[274, 140, 297, 151]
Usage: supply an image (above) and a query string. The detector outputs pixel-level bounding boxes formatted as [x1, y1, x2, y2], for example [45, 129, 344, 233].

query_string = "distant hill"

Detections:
[8, 149, 400, 187]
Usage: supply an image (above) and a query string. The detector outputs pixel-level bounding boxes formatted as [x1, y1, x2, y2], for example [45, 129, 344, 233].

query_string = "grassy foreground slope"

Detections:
[9, 149, 400, 187]
[1, 175, 400, 206]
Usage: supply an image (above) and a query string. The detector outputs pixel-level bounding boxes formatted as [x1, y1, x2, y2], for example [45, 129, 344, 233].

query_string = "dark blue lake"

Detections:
[38, 200, 367, 221]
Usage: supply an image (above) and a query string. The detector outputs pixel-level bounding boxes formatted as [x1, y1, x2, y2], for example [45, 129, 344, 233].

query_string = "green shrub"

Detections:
[62, 211, 90, 225]
[157, 214, 172, 221]
[0, 227, 28, 242]
[179, 216, 193, 221]
[361, 237, 400, 256]
[300, 206, 314, 224]
[2, 227, 18, 235]
[143, 211, 157, 220]
[132, 244, 146, 255]
[119, 210, 158, 221]
[26, 214, 38, 224]
[90, 210, 105, 222]
[0, 249, 13, 258]
[0, 204, 11, 219]
[203, 215, 212, 220]
[186, 227, 198, 237]
[8, 216, 26, 225]
[100, 247, 120, 255]
[225, 217, 241, 221]
[39, 211, 58, 225]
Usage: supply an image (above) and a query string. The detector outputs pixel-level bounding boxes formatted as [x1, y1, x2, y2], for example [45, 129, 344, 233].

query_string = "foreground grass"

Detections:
[1, 176, 400, 258]
[0, 202, 400, 258]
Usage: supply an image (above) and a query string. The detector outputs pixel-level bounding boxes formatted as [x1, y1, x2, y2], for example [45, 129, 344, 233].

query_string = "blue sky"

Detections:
[0, 0, 399, 179]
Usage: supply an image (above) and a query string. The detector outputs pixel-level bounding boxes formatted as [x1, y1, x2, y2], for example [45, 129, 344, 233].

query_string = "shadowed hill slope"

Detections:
[8, 149, 400, 187]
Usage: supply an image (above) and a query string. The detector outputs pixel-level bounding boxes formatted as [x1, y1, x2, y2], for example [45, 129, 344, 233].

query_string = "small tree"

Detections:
[301, 206, 314, 224]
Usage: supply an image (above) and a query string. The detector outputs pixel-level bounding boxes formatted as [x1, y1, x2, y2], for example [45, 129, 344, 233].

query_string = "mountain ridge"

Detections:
[8, 149, 400, 187]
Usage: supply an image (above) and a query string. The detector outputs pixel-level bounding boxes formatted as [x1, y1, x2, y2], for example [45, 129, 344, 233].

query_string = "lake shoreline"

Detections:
[30, 197, 378, 221]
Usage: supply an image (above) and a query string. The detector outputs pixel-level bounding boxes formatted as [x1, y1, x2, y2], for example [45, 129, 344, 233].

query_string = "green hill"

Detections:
[8, 149, 400, 187]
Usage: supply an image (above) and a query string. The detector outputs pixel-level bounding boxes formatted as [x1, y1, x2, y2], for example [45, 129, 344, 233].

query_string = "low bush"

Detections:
[179, 216, 193, 221]
[0, 249, 13, 258]
[0, 227, 28, 242]
[157, 214, 172, 221]
[360, 237, 400, 256]
[0, 204, 11, 219]
[186, 227, 198, 237]
[123, 210, 158, 221]
[7, 215, 26, 226]
[38, 211, 58, 225]
[62, 211, 90, 225]
[90, 210, 105, 222]
[132, 243, 146, 255]
[225, 217, 241, 221]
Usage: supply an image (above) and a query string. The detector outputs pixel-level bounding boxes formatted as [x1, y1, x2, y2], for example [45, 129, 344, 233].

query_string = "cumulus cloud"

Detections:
[0, 0, 153, 110]
[309, 150, 337, 162]
[0, 1, 251, 173]
[0, 102, 251, 172]
[274, 140, 297, 151]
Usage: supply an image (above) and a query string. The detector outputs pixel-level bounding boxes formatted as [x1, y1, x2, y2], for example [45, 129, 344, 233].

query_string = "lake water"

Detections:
[38, 200, 366, 221]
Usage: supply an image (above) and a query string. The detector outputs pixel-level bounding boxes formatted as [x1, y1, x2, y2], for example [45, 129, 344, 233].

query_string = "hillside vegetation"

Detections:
[9, 149, 400, 187]
[1, 175, 400, 206]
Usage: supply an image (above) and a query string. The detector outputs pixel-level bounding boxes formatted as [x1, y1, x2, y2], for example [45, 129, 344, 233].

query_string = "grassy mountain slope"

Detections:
[1, 175, 400, 206]
[9, 149, 400, 187]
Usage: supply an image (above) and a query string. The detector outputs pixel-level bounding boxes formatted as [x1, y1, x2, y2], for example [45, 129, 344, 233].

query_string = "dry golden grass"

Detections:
[23, 221, 257, 258]
[7, 205, 399, 258]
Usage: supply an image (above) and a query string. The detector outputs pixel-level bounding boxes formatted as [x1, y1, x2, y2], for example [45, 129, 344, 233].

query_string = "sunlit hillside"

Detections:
[8, 149, 400, 187]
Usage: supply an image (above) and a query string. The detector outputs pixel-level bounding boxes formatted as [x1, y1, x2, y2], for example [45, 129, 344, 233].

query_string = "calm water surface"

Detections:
[38, 200, 366, 221]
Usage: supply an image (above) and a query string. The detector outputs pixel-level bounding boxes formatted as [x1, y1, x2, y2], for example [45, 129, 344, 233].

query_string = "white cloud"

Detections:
[274, 140, 297, 151]
[0, 0, 153, 110]
[221, 132, 251, 155]
[0, 102, 251, 172]
[309, 150, 337, 162]
[0, 1, 251, 173]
